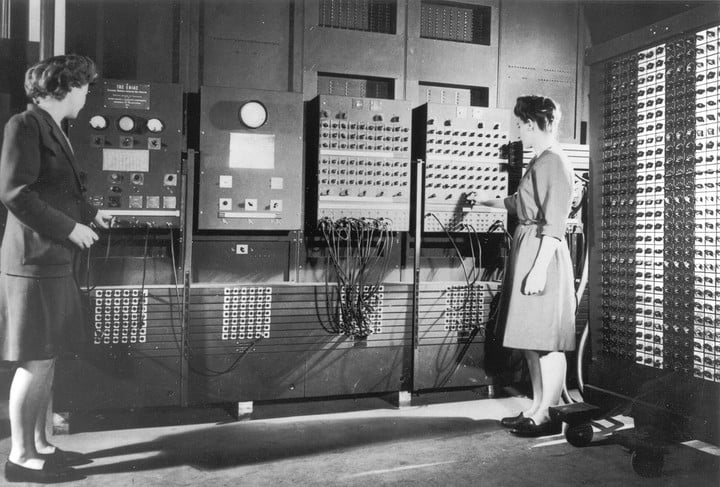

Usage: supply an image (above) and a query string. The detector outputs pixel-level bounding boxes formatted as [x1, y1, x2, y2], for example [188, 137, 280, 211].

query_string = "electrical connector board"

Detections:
[68, 80, 184, 228]
[587, 18, 720, 444]
[197, 87, 304, 230]
[310, 95, 412, 231]
[413, 104, 510, 232]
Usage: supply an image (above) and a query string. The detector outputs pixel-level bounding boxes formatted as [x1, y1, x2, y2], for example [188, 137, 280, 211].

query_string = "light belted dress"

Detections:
[498, 146, 576, 352]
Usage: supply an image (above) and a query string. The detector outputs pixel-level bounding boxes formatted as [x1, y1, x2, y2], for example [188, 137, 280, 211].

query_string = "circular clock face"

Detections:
[89, 115, 108, 130]
[146, 118, 165, 133]
[239, 101, 267, 128]
[117, 115, 136, 132]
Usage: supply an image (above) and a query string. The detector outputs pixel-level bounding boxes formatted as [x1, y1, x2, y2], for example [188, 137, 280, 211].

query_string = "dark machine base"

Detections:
[552, 398, 717, 479]
[610, 429, 669, 478]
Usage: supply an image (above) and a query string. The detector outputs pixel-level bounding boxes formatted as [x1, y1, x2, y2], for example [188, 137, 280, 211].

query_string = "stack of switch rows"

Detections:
[601, 24, 719, 383]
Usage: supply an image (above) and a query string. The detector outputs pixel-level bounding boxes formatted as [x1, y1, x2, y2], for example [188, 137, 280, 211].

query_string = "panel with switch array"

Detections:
[68, 80, 183, 228]
[417, 281, 500, 340]
[87, 286, 182, 353]
[92, 287, 149, 345]
[598, 24, 720, 383]
[55, 285, 183, 412]
[413, 281, 501, 391]
[310, 95, 412, 231]
[412, 104, 510, 233]
[197, 86, 304, 230]
[219, 286, 273, 341]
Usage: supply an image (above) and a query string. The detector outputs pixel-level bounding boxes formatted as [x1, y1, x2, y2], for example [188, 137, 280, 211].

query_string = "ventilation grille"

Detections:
[318, 73, 395, 99]
[319, 0, 397, 34]
[420, 1, 491, 45]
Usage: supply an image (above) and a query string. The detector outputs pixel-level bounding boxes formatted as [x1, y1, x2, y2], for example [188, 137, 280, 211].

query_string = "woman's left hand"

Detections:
[522, 267, 548, 295]
[93, 210, 113, 229]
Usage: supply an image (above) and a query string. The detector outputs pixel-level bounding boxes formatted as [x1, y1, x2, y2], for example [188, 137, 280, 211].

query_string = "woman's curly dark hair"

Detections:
[24, 54, 97, 101]
[514, 95, 561, 132]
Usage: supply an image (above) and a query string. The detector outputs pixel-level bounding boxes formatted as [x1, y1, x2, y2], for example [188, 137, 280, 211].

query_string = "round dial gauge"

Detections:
[239, 101, 267, 128]
[146, 118, 165, 133]
[89, 115, 108, 130]
[117, 115, 136, 132]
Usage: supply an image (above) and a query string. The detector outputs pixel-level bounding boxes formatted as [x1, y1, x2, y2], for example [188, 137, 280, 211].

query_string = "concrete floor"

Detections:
[0, 393, 718, 486]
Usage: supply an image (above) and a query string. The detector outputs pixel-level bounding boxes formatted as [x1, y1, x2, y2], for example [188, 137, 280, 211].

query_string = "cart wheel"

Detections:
[565, 422, 593, 447]
[631, 449, 664, 478]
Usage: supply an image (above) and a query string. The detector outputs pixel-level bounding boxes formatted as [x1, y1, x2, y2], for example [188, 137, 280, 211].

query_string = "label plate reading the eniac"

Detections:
[103, 81, 151, 110]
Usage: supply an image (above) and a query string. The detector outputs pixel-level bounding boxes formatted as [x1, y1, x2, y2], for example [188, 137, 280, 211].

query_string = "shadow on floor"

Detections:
[78, 416, 501, 476]
[64, 404, 239, 434]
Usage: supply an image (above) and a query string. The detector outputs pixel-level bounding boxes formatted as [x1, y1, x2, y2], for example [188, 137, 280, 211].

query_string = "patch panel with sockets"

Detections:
[337, 285, 385, 335]
[92, 288, 149, 345]
[221, 287, 273, 341]
[413, 103, 510, 233]
[314, 95, 412, 231]
[443, 283, 498, 336]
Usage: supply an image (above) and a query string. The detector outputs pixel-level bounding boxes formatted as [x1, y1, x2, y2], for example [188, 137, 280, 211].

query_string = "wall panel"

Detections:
[406, 0, 500, 107]
[202, 0, 293, 91]
[497, 0, 580, 142]
[186, 283, 411, 403]
[303, 0, 407, 99]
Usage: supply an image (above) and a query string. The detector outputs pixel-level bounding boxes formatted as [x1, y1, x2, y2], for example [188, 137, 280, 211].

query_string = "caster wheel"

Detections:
[631, 449, 664, 478]
[565, 422, 593, 447]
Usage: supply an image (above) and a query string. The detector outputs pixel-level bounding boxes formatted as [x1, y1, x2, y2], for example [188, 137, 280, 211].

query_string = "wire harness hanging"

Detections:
[319, 216, 394, 337]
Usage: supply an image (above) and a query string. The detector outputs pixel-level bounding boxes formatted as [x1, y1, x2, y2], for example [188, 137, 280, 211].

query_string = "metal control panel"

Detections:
[587, 18, 720, 444]
[413, 104, 510, 232]
[197, 87, 304, 230]
[310, 95, 412, 231]
[68, 80, 183, 228]
[597, 27, 720, 381]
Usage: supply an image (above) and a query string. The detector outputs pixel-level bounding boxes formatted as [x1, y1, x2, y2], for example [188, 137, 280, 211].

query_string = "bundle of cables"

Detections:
[319, 216, 394, 337]
[423, 213, 510, 387]
[425, 214, 510, 320]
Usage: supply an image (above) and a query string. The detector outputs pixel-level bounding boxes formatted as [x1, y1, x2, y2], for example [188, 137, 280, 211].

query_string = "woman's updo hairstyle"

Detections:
[24, 54, 97, 101]
[513, 95, 561, 133]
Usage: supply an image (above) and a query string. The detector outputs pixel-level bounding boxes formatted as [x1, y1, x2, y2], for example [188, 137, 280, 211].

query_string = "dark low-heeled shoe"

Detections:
[4, 459, 86, 483]
[509, 418, 562, 438]
[500, 413, 528, 428]
[41, 447, 91, 467]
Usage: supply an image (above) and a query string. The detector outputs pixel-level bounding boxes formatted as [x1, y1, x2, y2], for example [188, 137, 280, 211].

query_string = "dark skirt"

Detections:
[0, 273, 87, 362]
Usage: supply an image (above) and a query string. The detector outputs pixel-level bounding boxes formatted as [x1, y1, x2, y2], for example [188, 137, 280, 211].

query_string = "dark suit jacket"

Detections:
[0, 104, 97, 277]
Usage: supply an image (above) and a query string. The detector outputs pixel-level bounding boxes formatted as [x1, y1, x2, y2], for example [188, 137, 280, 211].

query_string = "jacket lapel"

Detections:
[29, 104, 84, 190]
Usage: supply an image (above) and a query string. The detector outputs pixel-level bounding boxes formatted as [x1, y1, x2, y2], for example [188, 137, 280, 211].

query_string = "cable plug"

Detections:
[465, 191, 478, 207]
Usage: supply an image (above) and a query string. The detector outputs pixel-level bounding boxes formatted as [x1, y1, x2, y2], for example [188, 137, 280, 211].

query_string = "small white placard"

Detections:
[163, 196, 177, 209]
[228, 133, 275, 169]
[219, 175, 233, 188]
[270, 177, 284, 189]
[103, 148, 150, 172]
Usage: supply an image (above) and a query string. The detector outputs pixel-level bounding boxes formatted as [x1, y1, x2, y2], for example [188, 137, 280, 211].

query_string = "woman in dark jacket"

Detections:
[0, 54, 111, 483]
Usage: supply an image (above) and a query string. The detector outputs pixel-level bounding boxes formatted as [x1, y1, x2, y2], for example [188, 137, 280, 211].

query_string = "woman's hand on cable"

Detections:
[68, 223, 98, 250]
[523, 267, 548, 295]
[93, 210, 113, 229]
